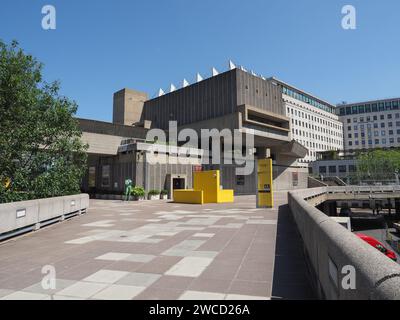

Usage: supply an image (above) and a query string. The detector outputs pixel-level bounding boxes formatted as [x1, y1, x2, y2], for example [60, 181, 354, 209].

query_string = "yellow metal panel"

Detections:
[193, 170, 219, 203]
[257, 159, 274, 208]
[217, 190, 234, 203]
[174, 170, 234, 205]
[173, 190, 204, 204]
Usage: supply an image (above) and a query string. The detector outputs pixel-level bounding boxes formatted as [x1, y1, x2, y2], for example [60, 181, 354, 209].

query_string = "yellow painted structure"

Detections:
[173, 189, 204, 204]
[257, 158, 274, 208]
[173, 170, 234, 204]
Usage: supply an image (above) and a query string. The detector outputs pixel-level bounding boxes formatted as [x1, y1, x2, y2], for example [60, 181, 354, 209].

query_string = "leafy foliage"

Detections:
[356, 149, 400, 181]
[0, 40, 88, 203]
[131, 186, 145, 198]
[148, 189, 160, 196]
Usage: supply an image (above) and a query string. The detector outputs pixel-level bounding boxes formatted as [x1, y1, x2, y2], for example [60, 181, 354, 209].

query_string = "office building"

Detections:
[271, 78, 343, 164]
[337, 98, 400, 151]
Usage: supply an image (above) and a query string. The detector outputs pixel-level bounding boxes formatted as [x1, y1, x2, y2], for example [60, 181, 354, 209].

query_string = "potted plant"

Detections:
[131, 186, 145, 201]
[160, 189, 168, 200]
[147, 189, 160, 200]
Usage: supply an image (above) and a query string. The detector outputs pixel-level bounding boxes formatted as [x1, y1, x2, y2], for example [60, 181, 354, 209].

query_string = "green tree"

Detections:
[356, 149, 400, 182]
[0, 40, 87, 203]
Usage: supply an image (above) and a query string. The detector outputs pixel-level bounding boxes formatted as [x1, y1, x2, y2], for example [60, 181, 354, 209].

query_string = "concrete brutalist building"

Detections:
[79, 67, 308, 197]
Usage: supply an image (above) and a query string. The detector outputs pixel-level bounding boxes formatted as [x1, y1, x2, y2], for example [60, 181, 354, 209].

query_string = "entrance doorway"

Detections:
[173, 178, 185, 190]
[166, 174, 187, 199]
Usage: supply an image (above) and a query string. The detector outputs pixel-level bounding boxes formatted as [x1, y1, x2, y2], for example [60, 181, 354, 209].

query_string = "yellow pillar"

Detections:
[256, 158, 274, 208]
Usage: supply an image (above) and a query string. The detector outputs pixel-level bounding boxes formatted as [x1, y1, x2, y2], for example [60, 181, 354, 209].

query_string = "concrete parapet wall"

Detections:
[308, 176, 328, 188]
[0, 194, 89, 240]
[288, 188, 400, 300]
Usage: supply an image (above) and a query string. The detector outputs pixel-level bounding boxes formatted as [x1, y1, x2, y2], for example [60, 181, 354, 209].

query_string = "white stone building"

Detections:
[271, 78, 344, 164]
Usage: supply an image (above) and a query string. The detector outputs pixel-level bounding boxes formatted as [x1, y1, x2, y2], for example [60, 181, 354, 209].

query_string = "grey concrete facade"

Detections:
[79, 67, 308, 196]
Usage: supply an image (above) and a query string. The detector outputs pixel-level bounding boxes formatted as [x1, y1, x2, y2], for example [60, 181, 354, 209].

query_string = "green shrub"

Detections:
[160, 189, 168, 195]
[131, 186, 145, 197]
[148, 189, 160, 196]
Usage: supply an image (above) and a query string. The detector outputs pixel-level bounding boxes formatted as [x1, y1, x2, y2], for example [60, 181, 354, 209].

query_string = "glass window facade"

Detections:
[337, 99, 400, 116]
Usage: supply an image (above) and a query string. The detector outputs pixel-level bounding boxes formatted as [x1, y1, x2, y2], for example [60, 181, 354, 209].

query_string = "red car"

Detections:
[356, 233, 397, 261]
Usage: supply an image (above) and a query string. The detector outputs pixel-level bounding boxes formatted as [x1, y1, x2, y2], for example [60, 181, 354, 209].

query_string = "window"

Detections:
[349, 165, 356, 172]
[339, 165, 346, 173]
[319, 166, 327, 174]
[101, 165, 111, 187]
[375, 139, 379, 144]
[329, 166, 337, 173]
[236, 175, 245, 185]
[88, 167, 96, 188]
[347, 119, 351, 123]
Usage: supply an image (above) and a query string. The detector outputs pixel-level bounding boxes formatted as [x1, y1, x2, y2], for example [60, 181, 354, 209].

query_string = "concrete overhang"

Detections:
[81, 132, 124, 155]
[238, 104, 290, 133]
[279, 140, 308, 158]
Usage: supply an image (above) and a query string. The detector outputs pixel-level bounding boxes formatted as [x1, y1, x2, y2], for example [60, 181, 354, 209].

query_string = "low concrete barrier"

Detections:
[0, 194, 89, 241]
[288, 188, 400, 300]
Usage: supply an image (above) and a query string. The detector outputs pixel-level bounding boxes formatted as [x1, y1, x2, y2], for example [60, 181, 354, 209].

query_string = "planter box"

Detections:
[160, 194, 168, 200]
[148, 195, 160, 200]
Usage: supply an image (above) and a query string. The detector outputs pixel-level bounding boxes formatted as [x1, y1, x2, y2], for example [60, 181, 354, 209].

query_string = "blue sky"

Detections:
[1, 0, 399, 122]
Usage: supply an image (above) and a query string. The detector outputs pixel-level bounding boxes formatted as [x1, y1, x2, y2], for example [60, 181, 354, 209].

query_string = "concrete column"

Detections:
[143, 152, 149, 191]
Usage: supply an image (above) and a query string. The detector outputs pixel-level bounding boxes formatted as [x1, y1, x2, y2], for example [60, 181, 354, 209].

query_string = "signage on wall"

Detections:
[292, 172, 299, 187]
[16, 209, 26, 219]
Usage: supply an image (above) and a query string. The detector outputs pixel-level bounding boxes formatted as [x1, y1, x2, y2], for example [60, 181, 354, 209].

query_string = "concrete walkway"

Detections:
[0, 193, 313, 300]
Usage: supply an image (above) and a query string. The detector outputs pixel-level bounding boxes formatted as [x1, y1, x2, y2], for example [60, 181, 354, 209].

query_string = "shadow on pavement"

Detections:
[271, 204, 317, 300]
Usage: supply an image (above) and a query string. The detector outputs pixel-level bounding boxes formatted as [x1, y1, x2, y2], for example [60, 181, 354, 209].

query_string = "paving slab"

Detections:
[0, 193, 313, 299]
